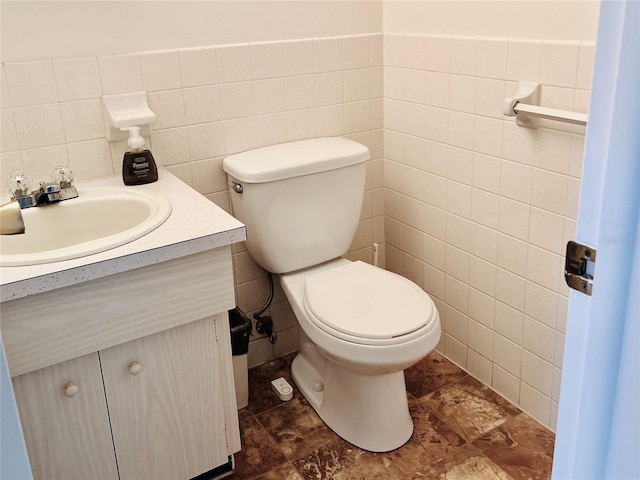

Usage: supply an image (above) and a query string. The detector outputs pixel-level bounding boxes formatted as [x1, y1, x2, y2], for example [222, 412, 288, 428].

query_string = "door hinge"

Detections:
[565, 241, 596, 296]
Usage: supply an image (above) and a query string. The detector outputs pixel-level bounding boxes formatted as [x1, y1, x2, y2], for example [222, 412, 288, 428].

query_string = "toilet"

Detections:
[223, 137, 441, 452]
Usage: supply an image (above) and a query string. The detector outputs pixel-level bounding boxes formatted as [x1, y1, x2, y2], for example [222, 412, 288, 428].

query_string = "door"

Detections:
[552, 1, 640, 478]
[11, 353, 118, 480]
[1, 338, 32, 480]
[99, 316, 230, 480]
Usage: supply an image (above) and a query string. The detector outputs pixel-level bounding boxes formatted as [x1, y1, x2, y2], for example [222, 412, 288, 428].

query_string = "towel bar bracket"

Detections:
[503, 80, 588, 128]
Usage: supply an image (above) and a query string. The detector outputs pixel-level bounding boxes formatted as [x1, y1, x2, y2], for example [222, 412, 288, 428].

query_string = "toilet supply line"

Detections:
[254, 272, 277, 344]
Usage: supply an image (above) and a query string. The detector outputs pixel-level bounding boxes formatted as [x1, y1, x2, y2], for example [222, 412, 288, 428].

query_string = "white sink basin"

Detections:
[1, 187, 172, 266]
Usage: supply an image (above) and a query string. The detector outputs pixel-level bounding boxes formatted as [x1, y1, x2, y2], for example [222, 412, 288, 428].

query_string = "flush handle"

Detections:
[229, 182, 243, 194]
[565, 241, 596, 296]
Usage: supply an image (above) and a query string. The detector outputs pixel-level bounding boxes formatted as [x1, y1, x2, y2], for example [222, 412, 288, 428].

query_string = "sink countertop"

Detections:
[0, 170, 246, 302]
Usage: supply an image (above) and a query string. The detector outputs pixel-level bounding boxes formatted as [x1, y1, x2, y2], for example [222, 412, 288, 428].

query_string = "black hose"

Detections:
[254, 272, 274, 317]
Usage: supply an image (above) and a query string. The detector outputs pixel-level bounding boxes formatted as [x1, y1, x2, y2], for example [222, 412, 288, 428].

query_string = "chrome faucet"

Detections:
[1, 165, 79, 235]
[9, 165, 79, 209]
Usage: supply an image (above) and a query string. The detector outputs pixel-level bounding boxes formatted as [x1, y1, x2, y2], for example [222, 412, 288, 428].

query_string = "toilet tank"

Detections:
[223, 138, 370, 274]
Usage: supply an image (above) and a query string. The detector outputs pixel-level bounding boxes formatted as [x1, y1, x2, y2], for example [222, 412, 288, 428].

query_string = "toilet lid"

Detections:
[303, 261, 435, 340]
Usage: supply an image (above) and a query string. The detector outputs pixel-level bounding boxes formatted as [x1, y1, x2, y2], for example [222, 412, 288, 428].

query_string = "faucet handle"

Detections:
[52, 164, 74, 187]
[7, 170, 31, 199]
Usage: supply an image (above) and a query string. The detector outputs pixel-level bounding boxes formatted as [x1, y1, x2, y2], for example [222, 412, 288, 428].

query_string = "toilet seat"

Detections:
[303, 261, 438, 346]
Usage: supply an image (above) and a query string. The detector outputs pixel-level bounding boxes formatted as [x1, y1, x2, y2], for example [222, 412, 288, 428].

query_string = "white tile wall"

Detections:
[140, 50, 182, 92]
[4, 61, 58, 107]
[13, 104, 65, 149]
[98, 54, 143, 95]
[0, 33, 384, 372]
[250, 41, 285, 80]
[53, 57, 102, 102]
[1, 108, 19, 152]
[178, 46, 218, 87]
[313, 37, 343, 73]
[215, 44, 252, 83]
[0, 31, 594, 432]
[384, 33, 594, 431]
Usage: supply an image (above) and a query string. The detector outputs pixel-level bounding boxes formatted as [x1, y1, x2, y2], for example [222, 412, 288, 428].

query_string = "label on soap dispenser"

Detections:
[132, 156, 151, 173]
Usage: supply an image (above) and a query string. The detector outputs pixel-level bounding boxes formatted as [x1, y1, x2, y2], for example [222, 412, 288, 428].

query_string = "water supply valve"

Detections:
[255, 314, 278, 344]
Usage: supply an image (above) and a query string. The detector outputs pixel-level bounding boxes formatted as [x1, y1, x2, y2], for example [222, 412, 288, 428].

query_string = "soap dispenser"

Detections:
[121, 126, 158, 185]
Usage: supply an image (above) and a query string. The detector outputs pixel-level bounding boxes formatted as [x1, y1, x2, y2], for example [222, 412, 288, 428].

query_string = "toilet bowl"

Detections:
[280, 258, 440, 452]
[223, 138, 442, 452]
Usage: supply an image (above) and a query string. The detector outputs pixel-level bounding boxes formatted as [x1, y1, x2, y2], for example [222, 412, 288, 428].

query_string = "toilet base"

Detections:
[291, 347, 413, 452]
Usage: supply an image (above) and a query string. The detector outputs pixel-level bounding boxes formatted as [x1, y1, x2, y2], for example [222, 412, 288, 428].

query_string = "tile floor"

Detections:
[228, 351, 555, 480]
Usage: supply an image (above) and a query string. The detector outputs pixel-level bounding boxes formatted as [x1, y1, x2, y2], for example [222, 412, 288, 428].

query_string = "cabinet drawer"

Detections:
[2, 247, 234, 376]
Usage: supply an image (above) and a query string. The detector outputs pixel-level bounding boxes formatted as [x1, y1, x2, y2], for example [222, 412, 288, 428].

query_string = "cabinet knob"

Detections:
[64, 382, 79, 397]
[128, 361, 142, 375]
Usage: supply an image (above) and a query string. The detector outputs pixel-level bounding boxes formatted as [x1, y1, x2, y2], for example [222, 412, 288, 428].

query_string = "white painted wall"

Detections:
[384, 0, 600, 41]
[0, 0, 382, 62]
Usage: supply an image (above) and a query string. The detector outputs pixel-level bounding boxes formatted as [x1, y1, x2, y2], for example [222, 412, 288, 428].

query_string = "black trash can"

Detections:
[228, 308, 252, 408]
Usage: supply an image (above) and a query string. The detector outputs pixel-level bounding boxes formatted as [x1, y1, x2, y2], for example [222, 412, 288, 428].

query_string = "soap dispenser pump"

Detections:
[121, 126, 158, 185]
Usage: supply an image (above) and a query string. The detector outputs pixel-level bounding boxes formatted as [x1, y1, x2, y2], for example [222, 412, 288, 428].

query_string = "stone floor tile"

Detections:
[378, 398, 466, 476]
[254, 462, 305, 480]
[421, 375, 521, 441]
[257, 396, 340, 460]
[230, 412, 288, 479]
[247, 353, 297, 415]
[472, 413, 555, 480]
[292, 439, 407, 480]
[239, 353, 554, 479]
[405, 350, 468, 398]
[422, 443, 516, 480]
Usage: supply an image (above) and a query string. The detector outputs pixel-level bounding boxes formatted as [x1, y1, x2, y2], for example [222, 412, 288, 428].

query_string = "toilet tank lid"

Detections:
[223, 137, 370, 183]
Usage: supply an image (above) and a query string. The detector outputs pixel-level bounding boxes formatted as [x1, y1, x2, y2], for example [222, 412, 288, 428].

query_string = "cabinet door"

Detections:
[11, 353, 118, 480]
[100, 316, 229, 480]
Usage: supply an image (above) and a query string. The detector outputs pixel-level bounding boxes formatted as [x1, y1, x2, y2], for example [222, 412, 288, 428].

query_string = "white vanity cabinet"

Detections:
[3, 247, 242, 480]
